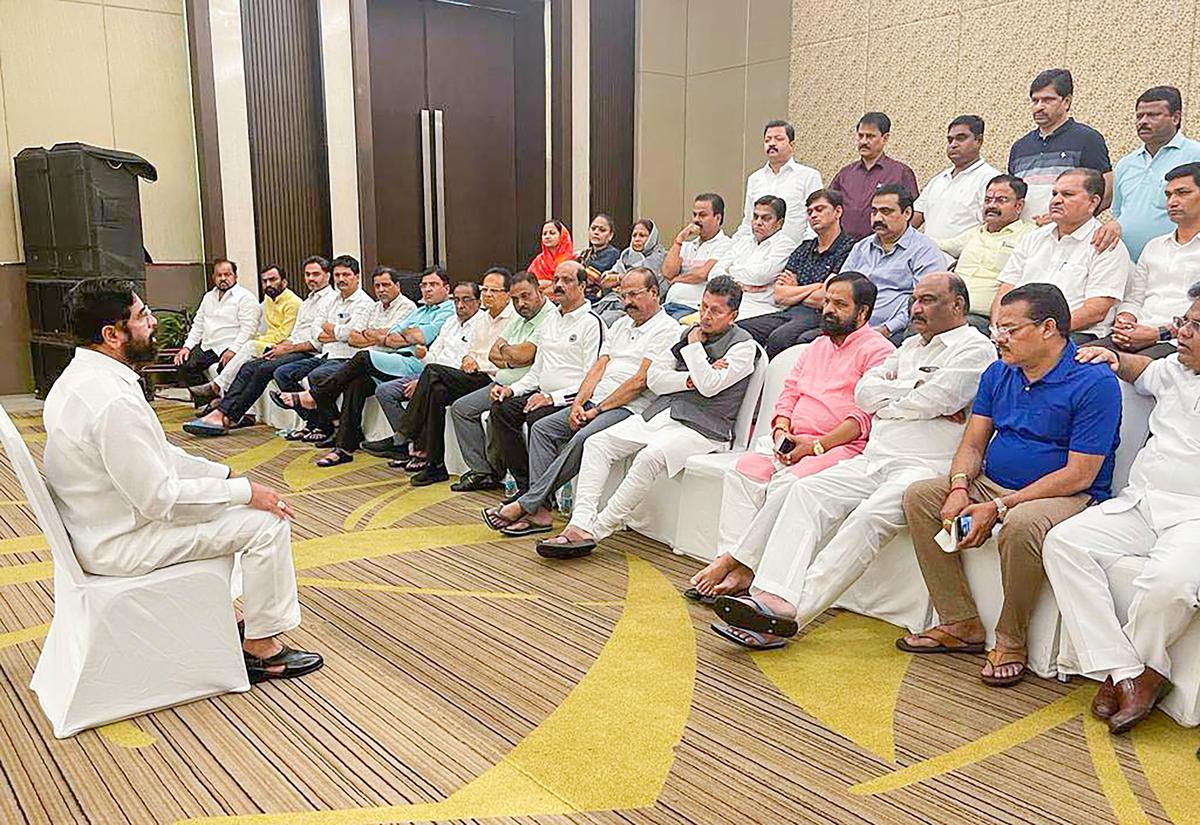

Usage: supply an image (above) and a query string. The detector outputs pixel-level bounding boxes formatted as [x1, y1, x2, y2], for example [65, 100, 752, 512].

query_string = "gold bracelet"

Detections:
[812, 439, 825, 456]
[950, 472, 969, 485]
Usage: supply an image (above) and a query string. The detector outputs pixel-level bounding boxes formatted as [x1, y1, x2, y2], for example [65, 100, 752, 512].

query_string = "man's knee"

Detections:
[631, 444, 668, 475]
[1137, 552, 1200, 608]
[999, 504, 1060, 552]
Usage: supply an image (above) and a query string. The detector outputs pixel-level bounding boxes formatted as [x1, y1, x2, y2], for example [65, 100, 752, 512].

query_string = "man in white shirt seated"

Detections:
[174, 257, 261, 401]
[1045, 287, 1200, 734]
[661, 194, 734, 320]
[482, 268, 680, 536]
[993, 167, 1132, 342]
[912, 115, 1001, 243]
[45, 279, 322, 683]
[351, 266, 417, 352]
[709, 195, 798, 320]
[705, 274, 996, 649]
[1092, 162, 1200, 359]
[489, 261, 605, 499]
[535, 276, 761, 559]
[733, 119, 822, 245]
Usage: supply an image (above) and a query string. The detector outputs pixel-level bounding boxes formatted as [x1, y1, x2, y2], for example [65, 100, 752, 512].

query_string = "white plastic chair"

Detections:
[0, 405, 249, 738]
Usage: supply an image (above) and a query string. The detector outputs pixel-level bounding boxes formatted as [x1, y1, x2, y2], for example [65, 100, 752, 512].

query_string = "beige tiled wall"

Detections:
[635, 0, 793, 235]
[0, 0, 201, 265]
[789, 0, 1196, 193]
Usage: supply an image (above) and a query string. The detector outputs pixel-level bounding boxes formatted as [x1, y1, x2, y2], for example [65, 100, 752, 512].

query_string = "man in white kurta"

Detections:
[44, 279, 322, 683]
[733, 120, 822, 245]
[174, 258, 261, 392]
[710, 196, 797, 320]
[1043, 290, 1200, 734]
[708, 274, 996, 649]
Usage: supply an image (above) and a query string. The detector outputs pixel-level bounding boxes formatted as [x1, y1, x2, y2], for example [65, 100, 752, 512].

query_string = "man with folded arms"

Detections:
[536, 276, 760, 559]
[45, 279, 322, 683]
[483, 267, 678, 536]
[898, 283, 1121, 687]
[184, 257, 336, 437]
[175, 258, 260, 401]
[691, 272, 894, 609]
[706, 274, 996, 648]
[1043, 285, 1200, 733]
[488, 261, 605, 500]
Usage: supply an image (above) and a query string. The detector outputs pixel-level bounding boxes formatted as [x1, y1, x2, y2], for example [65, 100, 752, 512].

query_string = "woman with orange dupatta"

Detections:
[528, 220, 573, 287]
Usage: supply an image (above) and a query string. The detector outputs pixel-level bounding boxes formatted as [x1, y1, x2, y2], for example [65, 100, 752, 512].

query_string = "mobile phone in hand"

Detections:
[777, 436, 796, 454]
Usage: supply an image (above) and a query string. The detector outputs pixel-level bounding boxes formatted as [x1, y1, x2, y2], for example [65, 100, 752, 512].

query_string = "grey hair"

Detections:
[1190, 281, 1200, 300]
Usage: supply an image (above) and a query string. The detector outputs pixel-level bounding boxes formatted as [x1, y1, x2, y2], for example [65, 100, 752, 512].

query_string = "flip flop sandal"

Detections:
[895, 626, 986, 655]
[500, 519, 552, 537]
[980, 648, 1029, 688]
[315, 449, 353, 467]
[535, 536, 596, 559]
[683, 586, 750, 606]
[231, 414, 257, 429]
[480, 506, 513, 531]
[283, 428, 312, 441]
[712, 594, 799, 638]
[182, 419, 228, 437]
[710, 621, 787, 651]
[302, 429, 332, 444]
[269, 389, 298, 410]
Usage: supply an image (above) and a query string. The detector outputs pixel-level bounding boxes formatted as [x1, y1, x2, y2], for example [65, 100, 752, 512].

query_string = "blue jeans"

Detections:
[662, 302, 696, 320]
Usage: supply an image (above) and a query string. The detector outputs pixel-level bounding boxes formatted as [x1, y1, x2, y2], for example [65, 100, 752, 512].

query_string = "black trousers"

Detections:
[738, 305, 823, 358]
[310, 351, 404, 452]
[489, 393, 565, 489]
[1089, 335, 1177, 360]
[401, 364, 491, 465]
[217, 351, 311, 421]
[177, 347, 220, 389]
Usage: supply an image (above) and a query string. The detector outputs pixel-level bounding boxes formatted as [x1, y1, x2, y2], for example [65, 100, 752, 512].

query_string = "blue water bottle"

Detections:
[502, 471, 517, 499]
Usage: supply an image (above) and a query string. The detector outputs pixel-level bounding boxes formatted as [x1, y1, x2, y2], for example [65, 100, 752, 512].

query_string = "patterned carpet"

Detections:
[0, 398, 1196, 824]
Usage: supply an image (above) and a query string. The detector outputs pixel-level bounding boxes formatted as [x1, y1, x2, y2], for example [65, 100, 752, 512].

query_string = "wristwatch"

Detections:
[812, 439, 826, 456]
[992, 497, 1009, 521]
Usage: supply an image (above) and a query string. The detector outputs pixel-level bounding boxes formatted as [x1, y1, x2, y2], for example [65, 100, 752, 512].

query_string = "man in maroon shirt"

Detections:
[830, 112, 920, 240]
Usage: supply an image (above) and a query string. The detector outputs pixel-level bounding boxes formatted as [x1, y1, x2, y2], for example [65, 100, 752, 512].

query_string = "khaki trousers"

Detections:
[903, 474, 1090, 649]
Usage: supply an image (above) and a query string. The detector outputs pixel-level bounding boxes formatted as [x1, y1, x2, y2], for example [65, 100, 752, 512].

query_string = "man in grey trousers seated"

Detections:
[481, 268, 680, 536]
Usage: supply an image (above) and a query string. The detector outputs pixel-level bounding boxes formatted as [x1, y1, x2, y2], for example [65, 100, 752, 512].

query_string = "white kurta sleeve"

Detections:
[853, 349, 907, 413]
[874, 339, 997, 420]
[679, 338, 756, 397]
[183, 293, 209, 350]
[168, 444, 234, 480]
[230, 291, 261, 351]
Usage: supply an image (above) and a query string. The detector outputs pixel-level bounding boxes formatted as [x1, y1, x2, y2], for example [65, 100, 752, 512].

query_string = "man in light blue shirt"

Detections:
[1106, 86, 1200, 260]
[841, 184, 948, 342]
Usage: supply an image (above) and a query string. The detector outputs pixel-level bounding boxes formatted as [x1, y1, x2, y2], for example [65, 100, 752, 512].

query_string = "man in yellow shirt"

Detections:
[939, 174, 1035, 333]
[189, 264, 302, 405]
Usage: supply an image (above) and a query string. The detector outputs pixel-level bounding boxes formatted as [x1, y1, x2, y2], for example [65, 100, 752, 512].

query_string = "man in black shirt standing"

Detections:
[739, 189, 856, 357]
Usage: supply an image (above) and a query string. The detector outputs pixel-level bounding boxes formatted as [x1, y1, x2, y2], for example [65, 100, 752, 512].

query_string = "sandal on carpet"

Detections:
[710, 621, 787, 651]
[711, 594, 799, 638]
[243, 644, 325, 684]
[301, 429, 332, 443]
[535, 535, 596, 559]
[269, 389, 301, 410]
[980, 648, 1028, 688]
[500, 519, 552, 537]
[283, 428, 312, 441]
[895, 626, 986, 655]
[315, 449, 353, 467]
[404, 457, 429, 473]
[182, 419, 227, 437]
[481, 506, 512, 531]
[683, 586, 748, 606]
[231, 413, 257, 429]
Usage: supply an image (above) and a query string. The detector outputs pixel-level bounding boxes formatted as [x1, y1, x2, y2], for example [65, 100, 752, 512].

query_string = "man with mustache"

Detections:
[732, 120, 822, 245]
[840, 184, 947, 343]
[174, 258, 261, 403]
[43, 279, 323, 684]
[898, 283, 1121, 688]
[912, 115, 1001, 243]
[829, 112, 920, 240]
[707, 195, 797, 320]
[482, 268, 679, 536]
[938, 174, 1035, 334]
[486, 261, 605, 502]
[689, 271, 894, 616]
[1044, 283, 1200, 734]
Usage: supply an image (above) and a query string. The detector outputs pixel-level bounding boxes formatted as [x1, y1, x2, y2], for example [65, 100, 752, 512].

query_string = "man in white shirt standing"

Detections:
[483, 268, 680, 536]
[734, 120, 823, 245]
[993, 167, 1132, 341]
[913, 115, 1001, 243]
[661, 193, 734, 319]
[1093, 162, 1200, 359]
[536, 276, 761, 559]
[489, 260, 605, 498]
[1046, 289, 1200, 734]
[709, 196, 798, 320]
[703, 274, 996, 649]
[45, 278, 322, 683]
[174, 257, 261, 398]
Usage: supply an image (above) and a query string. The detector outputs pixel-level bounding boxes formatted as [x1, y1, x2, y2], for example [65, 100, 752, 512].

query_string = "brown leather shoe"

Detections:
[1108, 668, 1171, 734]
[1091, 676, 1119, 720]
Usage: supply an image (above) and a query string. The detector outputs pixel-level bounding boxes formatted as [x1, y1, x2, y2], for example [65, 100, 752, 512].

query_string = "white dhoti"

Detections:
[570, 410, 723, 541]
[77, 506, 301, 641]
[740, 455, 935, 629]
[213, 340, 267, 393]
[1044, 501, 1200, 683]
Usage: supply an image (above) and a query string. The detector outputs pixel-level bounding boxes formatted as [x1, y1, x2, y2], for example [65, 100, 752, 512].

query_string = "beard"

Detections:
[820, 313, 858, 337]
[264, 285, 283, 299]
[123, 332, 159, 366]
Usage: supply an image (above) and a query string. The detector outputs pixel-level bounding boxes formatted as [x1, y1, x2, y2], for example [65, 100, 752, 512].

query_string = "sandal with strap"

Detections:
[283, 428, 312, 442]
[315, 448, 353, 468]
[710, 621, 787, 651]
[711, 594, 799, 638]
[980, 647, 1028, 688]
[895, 625, 986, 655]
[244, 644, 325, 684]
[302, 429, 332, 444]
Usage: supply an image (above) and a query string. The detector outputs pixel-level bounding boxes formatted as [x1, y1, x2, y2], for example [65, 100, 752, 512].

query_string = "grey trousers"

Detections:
[450, 384, 498, 474]
[516, 406, 632, 514]
[375, 378, 407, 445]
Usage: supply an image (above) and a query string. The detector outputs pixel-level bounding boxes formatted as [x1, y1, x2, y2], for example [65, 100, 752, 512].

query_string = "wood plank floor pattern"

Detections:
[0, 401, 1192, 824]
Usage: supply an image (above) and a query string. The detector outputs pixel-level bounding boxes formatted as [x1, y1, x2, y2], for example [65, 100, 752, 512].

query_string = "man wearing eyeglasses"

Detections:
[938, 175, 1035, 334]
[897, 282, 1121, 688]
[1043, 285, 1200, 734]
[482, 268, 679, 536]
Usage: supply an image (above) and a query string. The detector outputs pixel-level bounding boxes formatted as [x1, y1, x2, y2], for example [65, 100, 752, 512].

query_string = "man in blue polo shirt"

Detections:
[896, 283, 1121, 688]
[1009, 69, 1112, 220]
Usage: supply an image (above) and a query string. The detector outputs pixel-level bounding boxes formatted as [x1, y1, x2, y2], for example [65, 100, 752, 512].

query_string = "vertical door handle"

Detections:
[433, 109, 448, 268]
[420, 109, 435, 268]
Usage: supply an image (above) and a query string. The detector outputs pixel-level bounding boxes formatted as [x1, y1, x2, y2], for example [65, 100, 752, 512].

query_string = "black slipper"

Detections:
[712, 594, 799, 638]
[243, 645, 324, 684]
[315, 449, 353, 467]
[500, 519, 552, 537]
[710, 621, 787, 650]
[683, 586, 749, 606]
[535, 537, 596, 559]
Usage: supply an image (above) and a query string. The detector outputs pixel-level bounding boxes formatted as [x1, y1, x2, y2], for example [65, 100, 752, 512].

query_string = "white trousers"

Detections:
[1043, 501, 1200, 683]
[213, 340, 264, 393]
[738, 455, 933, 630]
[78, 506, 301, 641]
[719, 470, 800, 558]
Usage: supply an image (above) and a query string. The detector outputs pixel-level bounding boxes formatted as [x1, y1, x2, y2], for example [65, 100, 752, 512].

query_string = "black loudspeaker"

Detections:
[30, 336, 75, 399]
[14, 148, 56, 274]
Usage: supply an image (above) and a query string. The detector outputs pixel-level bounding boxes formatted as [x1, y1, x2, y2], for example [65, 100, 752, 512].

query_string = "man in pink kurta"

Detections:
[690, 272, 894, 599]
